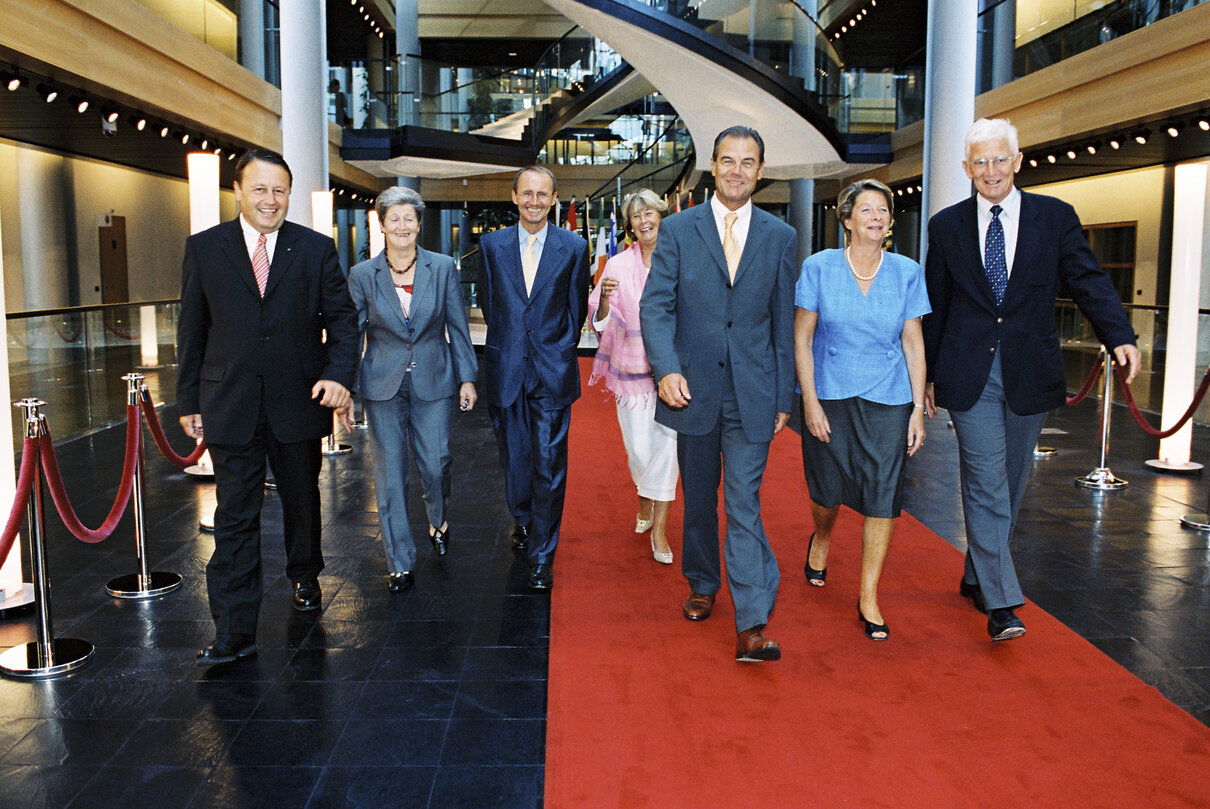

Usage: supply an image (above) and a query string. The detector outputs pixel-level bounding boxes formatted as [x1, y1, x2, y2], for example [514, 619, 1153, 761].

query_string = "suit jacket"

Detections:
[478, 223, 591, 408]
[348, 247, 478, 402]
[176, 218, 359, 445]
[640, 204, 797, 443]
[922, 191, 1135, 415]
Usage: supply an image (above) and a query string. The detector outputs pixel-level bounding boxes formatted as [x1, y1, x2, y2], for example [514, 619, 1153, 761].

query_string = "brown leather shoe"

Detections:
[683, 592, 715, 621]
[736, 626, 781, 662]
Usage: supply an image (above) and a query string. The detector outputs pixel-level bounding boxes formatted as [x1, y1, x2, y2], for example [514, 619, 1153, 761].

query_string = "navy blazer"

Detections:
[640, 204, 797, 443]
[176, 218, 359, 444]
[348, 247, 477, 402]
[478, 223, 590, 408]
[923, 191, 1135, 415]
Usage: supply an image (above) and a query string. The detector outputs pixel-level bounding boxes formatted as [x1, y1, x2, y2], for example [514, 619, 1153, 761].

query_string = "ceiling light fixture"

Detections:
[1086, 143, 1097, 155]
[129, 115, 147, 131]
[1, 71, 20, 92]
[1066, 149, 1077, 159]
[160, 124, 171, 137]
[102, 107, 119, 124]
[1134, 129, 1149, 144]
[1108, 138, 1121, 149]
[1028, 158, 1037, 167]
[37, 83, 57, 103]
[70, 95, 89, 113]
[1046, 154, 1056, 163]
[1166, 123, 1182, 138]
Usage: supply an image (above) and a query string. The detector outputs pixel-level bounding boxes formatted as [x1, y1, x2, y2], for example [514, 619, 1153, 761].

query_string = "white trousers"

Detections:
[615, 395, 679, 502]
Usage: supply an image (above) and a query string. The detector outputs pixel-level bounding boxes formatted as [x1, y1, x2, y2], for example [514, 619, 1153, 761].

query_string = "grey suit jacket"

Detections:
[348, 247, 478, 402]
[640, 204, 797, 443]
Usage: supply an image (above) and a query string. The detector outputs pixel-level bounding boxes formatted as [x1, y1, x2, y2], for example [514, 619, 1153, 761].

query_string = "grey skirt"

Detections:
[800, 396, 912, 518]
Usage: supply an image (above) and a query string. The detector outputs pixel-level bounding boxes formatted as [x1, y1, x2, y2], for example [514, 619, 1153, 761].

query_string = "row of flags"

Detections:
[556, 190, 707, 281]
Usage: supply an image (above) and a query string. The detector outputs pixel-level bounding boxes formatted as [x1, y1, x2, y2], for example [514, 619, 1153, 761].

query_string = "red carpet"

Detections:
[546, 360, 1210, 809]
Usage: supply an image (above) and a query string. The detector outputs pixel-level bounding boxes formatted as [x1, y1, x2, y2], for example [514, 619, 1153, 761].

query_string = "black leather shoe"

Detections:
[988, 607, 1026, 641]
[387, 572, 414, 591]
[430, 526, 449, 557]
[511, 522, 530, 552]
[293, 578, 322, 611]
[960, 579, 987, 613]
[527, 563, 553, 590]
[196, 633, 256, 666]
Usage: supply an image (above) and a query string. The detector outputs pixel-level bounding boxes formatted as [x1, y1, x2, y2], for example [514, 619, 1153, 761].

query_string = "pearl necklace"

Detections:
[845, 246, 883, 282]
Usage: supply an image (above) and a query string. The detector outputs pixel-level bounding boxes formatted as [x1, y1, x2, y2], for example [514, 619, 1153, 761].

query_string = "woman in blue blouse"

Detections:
[794, 179, 930, 640]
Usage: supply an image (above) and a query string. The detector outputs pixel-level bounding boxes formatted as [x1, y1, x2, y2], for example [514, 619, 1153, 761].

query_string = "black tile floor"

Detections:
[1, 379, 1209, 808]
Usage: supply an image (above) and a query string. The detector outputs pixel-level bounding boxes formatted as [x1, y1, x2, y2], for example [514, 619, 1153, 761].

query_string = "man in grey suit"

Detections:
[923, 117, 1140, 641]
[641, 126, 797, 662]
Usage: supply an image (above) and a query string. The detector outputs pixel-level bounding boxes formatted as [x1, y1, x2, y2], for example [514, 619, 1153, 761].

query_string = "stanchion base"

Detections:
[264, 480, 277, 491]
[1075, 468, 1128, 490]
[1145, 459, 1204, 475]
[184, 465, 214, 478]
[1034, 446, 1057, 457]
[1180, 513, 1210, 531]
[105, 571, 183, 599]
[321, 443, 352, 456]
[0, 638, 94, 679]
[0, 584, 36, 619]
[199, 511, 214, 532]
[351, 420, 368, 430]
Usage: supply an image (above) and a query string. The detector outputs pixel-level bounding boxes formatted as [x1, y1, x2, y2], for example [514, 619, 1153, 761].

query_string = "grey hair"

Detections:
[620, 189, 669, 239]
[965, 118, 1020, 159]
[375, 186, 425, 222]
[836, 179, 894, 245]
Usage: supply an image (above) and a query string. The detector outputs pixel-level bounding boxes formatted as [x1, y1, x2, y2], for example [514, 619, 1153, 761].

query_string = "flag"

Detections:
[594, 225, 609, 284]
[675, 191, 682, 213]
[609, 198, 618, 257]
[686, 190, 695, 208]
[565, 196, 577, 231]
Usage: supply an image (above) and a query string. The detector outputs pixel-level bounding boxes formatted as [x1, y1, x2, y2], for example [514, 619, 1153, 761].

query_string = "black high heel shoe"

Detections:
[430, 526, 449, 557]
[804, 532, 827, 587]
[858, 602, 889, 641]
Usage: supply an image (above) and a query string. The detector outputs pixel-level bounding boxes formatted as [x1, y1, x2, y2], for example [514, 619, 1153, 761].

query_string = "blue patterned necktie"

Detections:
[985, 204, 1007, 306]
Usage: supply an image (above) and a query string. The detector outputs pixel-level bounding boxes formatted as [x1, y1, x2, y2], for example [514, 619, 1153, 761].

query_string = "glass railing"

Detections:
[540, 113, 693, 166]
[133, 0, 239, 62]
[979, 0, 1208, 90]
[6, 302, 182, 450]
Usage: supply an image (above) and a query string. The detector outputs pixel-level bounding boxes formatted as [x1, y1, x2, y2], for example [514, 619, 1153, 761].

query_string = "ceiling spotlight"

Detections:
[227, 151, 236, 160]
[37, 83, 58, 103]
[214, 146, 222, 155]
[377, 30, 384, 38]
[130, 115, 147, 131]
[1134, 129, 1149, 144]
[1086, 143, 1097, 155]
[1047, 154, 1056, 163]
[200, 138, 209, 150]
[1028, 158, 1038, 167]
[916, 185, 922, 192]
[841, 25, 847, 32]
[178, 131, 190, 144]
[1066, 149, 1077, 160]
[1166, 123, 1182, 138]
[70, 95, 89, 113]
[1198, 118, 1209, 131]
[850, 18, 856, 26]
[160, 124, 170, 137]
[2, 71, 20, 92]
[1108, 138, 1121, 149]
[102, 107, 119, 123]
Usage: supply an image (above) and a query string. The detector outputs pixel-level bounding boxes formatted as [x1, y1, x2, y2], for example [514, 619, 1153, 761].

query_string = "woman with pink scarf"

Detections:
[588, 189, 679, 564]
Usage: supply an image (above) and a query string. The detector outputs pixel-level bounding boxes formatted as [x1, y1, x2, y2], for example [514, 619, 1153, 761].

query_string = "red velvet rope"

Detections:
[1065, 359, 1104, 406]
[0, 438, 40, 566]
[38, 407, 139, 543]
[138, 391, 206, 468]
[1114, 362, 1210, 439]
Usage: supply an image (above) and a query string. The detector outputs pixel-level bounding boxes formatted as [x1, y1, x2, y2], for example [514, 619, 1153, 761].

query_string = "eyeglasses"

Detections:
[966, 154, 1017, 170]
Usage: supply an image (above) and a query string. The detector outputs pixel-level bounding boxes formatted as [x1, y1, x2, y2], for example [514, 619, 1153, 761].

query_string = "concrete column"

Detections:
[990, 0, 1016, 90]
[920, 0, 977, 259]
[788, 0, 818, 264]
[280, 0, 329, 226]
[239, 0, 266, 79]
[16, 151, 72, 310]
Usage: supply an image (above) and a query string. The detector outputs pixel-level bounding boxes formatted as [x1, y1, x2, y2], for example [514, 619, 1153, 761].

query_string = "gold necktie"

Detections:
[722, 212, 740, 281]
[522, 234, 538, 295]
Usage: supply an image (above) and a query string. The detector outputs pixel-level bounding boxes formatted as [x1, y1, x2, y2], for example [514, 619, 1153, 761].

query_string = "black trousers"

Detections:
[204, 405, 324, 636]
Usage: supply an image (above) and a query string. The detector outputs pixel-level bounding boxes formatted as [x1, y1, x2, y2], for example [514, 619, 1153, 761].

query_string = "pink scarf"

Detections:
[587, 243, 656, 401]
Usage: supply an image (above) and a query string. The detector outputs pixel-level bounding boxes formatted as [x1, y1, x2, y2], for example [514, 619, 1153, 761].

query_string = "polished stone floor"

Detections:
[0, 382, 1208, 808]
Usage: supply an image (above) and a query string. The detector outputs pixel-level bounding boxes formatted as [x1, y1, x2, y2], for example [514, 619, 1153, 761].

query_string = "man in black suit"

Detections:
[922, 118, 1140, 641]
[178, 149, 358, 665]
[478, 166, 590, 590]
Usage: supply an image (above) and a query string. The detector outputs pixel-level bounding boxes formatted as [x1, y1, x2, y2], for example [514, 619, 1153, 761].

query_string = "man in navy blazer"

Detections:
[923, 118, 1140, 641]
[178, 149, 358, 664]
[479, 166, 590, 590]
[641, 127, 797, 662]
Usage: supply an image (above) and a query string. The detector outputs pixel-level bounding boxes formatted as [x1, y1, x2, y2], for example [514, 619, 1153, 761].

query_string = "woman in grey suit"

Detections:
[347, 187, 478, 591]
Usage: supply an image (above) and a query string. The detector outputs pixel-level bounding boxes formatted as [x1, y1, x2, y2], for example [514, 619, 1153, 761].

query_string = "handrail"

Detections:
[583, 118, 686, 202]
[6, 299, 180, 320]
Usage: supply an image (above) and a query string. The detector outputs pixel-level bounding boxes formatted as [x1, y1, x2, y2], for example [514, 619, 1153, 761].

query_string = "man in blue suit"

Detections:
[641, 126, 797, 662]
[479, 166, 590, 590]
[923, 117, 1140, 641]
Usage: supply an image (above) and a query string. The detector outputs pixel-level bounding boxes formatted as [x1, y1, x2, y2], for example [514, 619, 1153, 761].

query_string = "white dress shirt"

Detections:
[976, 187, 1020, 278]
[238, 214, 280, 265]
[709, 194, 753, 261]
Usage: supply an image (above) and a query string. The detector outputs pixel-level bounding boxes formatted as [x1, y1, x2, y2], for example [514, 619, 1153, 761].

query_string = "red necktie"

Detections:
[252, 233, 269, 297]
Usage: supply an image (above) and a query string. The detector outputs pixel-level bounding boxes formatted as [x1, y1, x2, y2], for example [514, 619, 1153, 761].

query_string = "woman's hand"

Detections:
[596, 277, 618, 318]
[459, 382, 478, 412]
[803, 396, 831, 443]
[906, 408, 926, 456]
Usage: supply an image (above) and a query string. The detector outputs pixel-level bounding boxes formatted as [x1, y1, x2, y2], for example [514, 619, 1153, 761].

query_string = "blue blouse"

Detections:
[795, 249, 930, 405]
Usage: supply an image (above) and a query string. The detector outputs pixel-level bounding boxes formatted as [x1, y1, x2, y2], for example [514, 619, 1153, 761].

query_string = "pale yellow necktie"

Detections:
[722, 212, 740, 281]
[522, 234, 538, 295]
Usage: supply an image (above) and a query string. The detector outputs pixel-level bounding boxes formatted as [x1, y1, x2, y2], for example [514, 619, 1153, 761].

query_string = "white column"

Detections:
[1153, 163, 1208, 471]
[280, 0, 329, 226]
[0, 204, 31, 609]
[239, 0, 266, 79]
[395, 0, 420, 188]
[187, 152, 221, 475]
[788, 1, 817, 266]
[17, 151, 71, 310]
[920, 0, 977, 259]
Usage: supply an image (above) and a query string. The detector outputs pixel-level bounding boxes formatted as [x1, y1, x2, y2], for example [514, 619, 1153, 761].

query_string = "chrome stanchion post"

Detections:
[0, 399, 93, 678]
[322, 410, 351, 456]
[106, 374, 183, 598]
[1076, 348, 1128, 490]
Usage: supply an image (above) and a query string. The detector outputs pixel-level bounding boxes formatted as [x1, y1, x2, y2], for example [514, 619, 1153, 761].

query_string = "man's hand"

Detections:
[336, 403, 356, 432]
[1113, 344, 1142, 386]
[923, 382, 937, 418]
[773, 412, 789, 435]
[312, 379, 352, 411]
[180, 414, 203, 440]
[657, 373, 691, 409]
